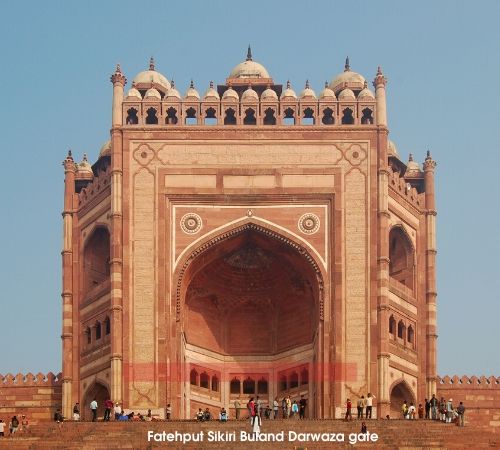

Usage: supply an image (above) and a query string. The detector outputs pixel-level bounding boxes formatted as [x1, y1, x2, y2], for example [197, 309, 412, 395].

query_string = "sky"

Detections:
[0, 0, 499, 376]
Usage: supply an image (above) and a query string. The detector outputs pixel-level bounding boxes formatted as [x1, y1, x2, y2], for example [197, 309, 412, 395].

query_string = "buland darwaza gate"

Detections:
[60, 48, 439, 420]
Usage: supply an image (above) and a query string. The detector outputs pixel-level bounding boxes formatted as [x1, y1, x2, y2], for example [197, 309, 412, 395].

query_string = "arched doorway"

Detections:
[390, 380, 415, 418]
[176, 223, 323, 418]
[82, 382, 109, 421]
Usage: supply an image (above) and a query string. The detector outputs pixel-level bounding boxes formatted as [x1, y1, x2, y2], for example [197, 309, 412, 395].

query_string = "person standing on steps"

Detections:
[90, 397, 98, 422]
[430, 394, 438, 420]
[104, 398, 113, 421]
[234, 399, 240, 420]
[299, 395, 307, 419]
[273, 397, 279, 419]
[73, 402, 80, 421]
[365, 393, 375, 419]
[457, 402, 465, 427]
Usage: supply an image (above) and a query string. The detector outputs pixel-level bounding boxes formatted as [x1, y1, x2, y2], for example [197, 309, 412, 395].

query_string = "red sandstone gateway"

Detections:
[0, 51, 497, 430]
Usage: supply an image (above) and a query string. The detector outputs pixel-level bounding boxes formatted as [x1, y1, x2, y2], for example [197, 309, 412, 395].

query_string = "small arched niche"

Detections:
[389, 226, 415, 291]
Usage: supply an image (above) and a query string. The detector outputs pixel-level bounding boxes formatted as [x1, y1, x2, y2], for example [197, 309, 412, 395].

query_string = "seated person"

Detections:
[118, 413, 129, 421]
[53, 410, 64, 423]
[219, 408, 228, 422]
[196, 409, 204, 421]
[127, 412, 135, 420]
[203, 408, 211, 421]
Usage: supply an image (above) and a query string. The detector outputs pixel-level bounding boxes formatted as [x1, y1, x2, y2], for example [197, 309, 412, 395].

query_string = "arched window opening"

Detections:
[243, 377, 255, 394]
[389, 315, 396, 335]
[397, 320, 405, 339]
[283, 108, 295, 125]
[322, 108, 334, 125]
[263, 108, 276, 125]
[289, 372, 299, 389]
[243, 108, 256, 125]
[190, 369, 198, 386]
[257, 378, 268, 394]
[104, 316, 110, 335]
[126, 108, 138, 125]
[185, 107, 197, 125]
[145, 107, 158, 125]
[83, 227, 110, 294]
[279, 375, 287, 392]
[165, 107, 178, 125]
[389, 227, 415, 290]
[224, 108, 237, 125]
[211, 375, 219, 392]
[300, 368, 309, 386]
[230, 378, 240, 394]
[361, 108, 374, 124]
[408, 326, 414, 344]
[200, 372, 209, 389]
[85, 327, 91, 345]
[95, 321, 102, 340]
[302, 107, 315, 125]
[204, 107, 217, 125]
[341, 108, 354, 125]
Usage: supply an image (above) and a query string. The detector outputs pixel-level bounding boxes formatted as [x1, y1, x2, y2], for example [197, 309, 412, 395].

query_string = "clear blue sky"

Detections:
[0, 0, 498, 376]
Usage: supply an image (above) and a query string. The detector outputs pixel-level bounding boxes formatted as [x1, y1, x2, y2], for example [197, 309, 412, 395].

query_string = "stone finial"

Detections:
[110, 63, 127, 85]
[325, 81, 328, 88]
[408, 153, 414, 162]
[62, 149, 76, 171]
[373, 65, 387, 88]
[344, 56, 350, 71]
[82, 153, 88, 163]
[305, 79, 310, 89]
[246, 44, 252, 61]
[286, 80, 291, 89]
[363, 80, 368, 88]
[209, 80, 214, 89]
[424, 150, 437, 171]
[171, 79, 175, 88]
[149, 56, 155, 71]
[190, 79, 195, 89]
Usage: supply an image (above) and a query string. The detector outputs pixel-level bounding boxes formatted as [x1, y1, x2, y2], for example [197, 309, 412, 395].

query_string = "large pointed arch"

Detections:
[173, 221, 326, 323]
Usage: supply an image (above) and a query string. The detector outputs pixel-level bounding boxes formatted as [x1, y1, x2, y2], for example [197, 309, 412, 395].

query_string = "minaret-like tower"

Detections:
[61, 150, 76, 419]
[374, 66, 391, 417]
[423, 151, 438, 398]
[110, 64, 126, 403]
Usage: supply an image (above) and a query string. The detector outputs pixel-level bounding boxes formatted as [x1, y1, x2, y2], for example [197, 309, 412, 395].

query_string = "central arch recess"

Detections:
[175, 223, 324, 418]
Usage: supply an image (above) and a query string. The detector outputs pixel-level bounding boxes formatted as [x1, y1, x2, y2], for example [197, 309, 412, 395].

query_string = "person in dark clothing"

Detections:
[425, 398, 431, 419]
[299, 395, 307, 419]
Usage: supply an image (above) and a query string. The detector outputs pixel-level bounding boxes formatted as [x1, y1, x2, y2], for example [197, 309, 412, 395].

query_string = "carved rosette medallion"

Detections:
[298, 213, 320, 235]
[180, 213, 202, 234]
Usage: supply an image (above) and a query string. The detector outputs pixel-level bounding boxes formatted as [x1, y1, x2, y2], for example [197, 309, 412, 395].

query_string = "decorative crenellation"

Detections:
[78, 165, 111, 207]
[437, 375, 500, 387]
[122, 91, 376, 127]
[388, 169, 423, 209]
[0, 371, 62, 386]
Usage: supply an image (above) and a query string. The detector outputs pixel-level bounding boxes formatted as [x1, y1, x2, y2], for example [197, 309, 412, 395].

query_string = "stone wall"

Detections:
[0, 372, 62, 423]
[437, 375, 500, 432]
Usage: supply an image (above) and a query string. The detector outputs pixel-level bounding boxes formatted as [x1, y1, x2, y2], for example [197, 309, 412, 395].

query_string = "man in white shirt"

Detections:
[114, 402, 122, 420]
[90, 398, 98, 422]
[365, 393, 375, 419]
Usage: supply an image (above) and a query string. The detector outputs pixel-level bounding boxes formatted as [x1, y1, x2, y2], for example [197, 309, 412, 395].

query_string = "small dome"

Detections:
[99, 140, 111, 158]
[132, 57, 171, 91]
[405, 154, 422, 176]
[144, 88, 161, 99]
[76, 154, 93, 179]
[222, 86, 239, 101]
[319, 82, 336, 100]
[261, 87, 278, 101]
[330, 57, 366, 94]
[164, 80, 181, 100]
[229, 47, 270, 79]
[241, 85, 259, 101]
[126, 86, 142, 99]
[388, 140, 399, 157]
[203, 81, 220, 100]
[338, 88, 355, 100]
[281, 81, 297, 100]
[300, 81, 316, 99]
[358, 82, 375, 100]
[184, 81, 200, 100]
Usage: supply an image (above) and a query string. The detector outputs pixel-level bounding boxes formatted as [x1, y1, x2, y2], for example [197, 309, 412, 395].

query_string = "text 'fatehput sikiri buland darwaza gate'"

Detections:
[60, 48, 438, 421]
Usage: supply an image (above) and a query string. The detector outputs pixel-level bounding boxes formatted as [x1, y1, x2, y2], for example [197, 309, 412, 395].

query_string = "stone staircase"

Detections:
[0, 419, 497, 450]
